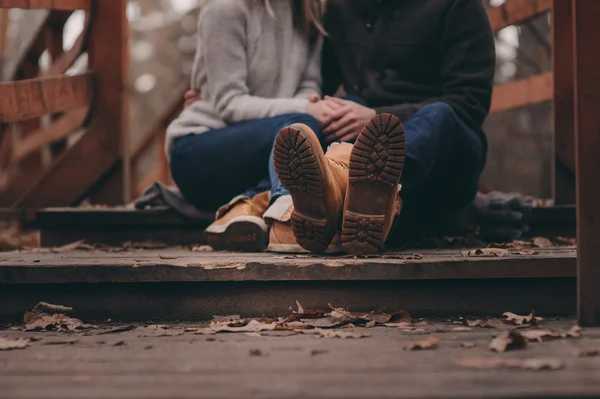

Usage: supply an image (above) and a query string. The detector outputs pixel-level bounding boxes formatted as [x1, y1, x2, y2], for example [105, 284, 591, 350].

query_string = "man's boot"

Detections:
[273, 124, 350, 253]
[342, 113, 406, 255]
[205, 191, 270, 252]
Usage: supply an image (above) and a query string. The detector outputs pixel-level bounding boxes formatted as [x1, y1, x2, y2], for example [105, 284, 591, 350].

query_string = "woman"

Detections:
[166, 0, 335, 252]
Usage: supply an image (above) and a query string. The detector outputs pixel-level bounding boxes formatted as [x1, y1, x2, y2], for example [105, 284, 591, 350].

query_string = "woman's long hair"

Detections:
[262, 0, 326, 41]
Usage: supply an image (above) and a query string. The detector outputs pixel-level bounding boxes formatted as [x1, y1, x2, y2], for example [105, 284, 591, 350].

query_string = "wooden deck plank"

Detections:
[1, 321, 599, 399]
[0, 247, 576, 284]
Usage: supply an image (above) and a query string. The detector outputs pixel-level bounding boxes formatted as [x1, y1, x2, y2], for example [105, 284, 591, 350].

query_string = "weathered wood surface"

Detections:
[0, 247, 576, 285]
[1, 320, 600, 399]
[488, 0, 552, 33]
[0, 0, 90, 10]
[572, 0, 600, 327]
[490, 72, 553, 114]
[0, 73, 93, 123]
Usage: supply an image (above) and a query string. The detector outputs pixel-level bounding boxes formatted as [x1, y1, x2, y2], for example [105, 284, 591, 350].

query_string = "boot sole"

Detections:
[206, 218, 267, 252]
[342, 114, 406, 255]
[273, 125, 336, 253]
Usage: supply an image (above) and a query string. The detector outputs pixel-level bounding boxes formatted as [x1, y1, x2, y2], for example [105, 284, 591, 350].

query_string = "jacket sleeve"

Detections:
[375, 0, 495, 130]
[200, 1, 308, 124]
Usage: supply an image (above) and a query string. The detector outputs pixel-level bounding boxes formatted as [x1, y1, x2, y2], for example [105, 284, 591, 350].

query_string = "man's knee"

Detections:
[420, 102, 455, 121]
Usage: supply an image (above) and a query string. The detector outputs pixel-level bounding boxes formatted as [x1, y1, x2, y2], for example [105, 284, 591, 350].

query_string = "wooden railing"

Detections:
[0, 0, 128, 207]
[487, 0, 575, 205]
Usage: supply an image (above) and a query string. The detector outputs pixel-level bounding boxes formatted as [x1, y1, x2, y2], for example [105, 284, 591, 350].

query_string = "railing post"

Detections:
[552, 0, 576, 205]
[572, 0, 600, 326]
[87, 0, 130, 204]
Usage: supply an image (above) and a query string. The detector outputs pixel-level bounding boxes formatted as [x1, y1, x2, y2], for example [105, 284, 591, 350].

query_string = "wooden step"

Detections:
[0, 247, 576, 322]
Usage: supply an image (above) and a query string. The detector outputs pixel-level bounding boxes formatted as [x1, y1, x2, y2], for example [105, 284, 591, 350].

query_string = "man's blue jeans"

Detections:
[170, 101, 484, 225]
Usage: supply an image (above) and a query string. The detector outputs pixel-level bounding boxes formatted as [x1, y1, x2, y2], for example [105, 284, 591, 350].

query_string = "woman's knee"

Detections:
[280, 113, 320, 133]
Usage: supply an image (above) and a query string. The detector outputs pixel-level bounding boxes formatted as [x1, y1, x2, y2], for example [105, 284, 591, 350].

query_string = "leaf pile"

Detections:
[23, 302, 96, 332]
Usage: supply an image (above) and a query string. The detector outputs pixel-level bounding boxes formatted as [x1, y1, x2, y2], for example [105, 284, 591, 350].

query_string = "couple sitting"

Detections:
[166, 0, 495, 255]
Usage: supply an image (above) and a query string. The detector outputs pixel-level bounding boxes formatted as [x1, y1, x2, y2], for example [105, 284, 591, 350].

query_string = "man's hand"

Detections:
[321, 97, 376, 143]
[184, 89, 201, 109]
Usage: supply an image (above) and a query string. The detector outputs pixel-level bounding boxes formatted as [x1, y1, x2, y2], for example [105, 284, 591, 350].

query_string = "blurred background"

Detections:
[0, 0, 553, 203]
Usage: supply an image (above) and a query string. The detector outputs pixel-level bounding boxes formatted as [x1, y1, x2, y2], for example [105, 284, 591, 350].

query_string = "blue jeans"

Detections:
[170, 95, 366, 211]
[396, 102, 485, 233]
[170, 113, 321, 211]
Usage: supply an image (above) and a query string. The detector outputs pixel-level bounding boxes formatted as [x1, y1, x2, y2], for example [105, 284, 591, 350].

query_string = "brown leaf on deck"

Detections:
[298, 328, 370, 339]
[404, 336, 439, 351]
[532, 237, 553, 248]
[96, 325, 137, 335]
[211, 319, 277, 333]
[576, 348, 600, 357]
[191, 245, 212, 252]
[520, 330, 560, 343]
[554, 237, 576, 246]
[456, 357, 563, 371]
[503, 312, 543, 326]
[0, 337, 29, 350]
[29, 302, 74, 317]
[212, 315, 242, 324]
[564, 325, 582, 338]
[51, 240, 95, 253]
[461, 342, 477, 349]
[462, 248, 510, 257]
[489, 330, 527, 352]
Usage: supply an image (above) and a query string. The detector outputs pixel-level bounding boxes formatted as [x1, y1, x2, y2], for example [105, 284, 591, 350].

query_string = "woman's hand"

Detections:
[184, 89, 201, 109]
[306, 99, 342, 123]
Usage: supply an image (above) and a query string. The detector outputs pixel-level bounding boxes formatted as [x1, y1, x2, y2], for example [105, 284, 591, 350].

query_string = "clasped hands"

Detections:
[183, 90, 375, 144]
[306, 94, 376, 144]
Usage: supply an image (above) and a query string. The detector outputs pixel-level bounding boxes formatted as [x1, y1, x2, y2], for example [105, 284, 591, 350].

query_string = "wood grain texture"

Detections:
[1, 320, 597, 399]
[572, 0, 600, 327]
[0, 73, 93, 123]
[553, 0, 576, 204]
[0, 0, 90, 10]
[0, 247, 576, 285]
[490, 72, 553, 114]
[488, 0, 552, 33]
[16, 0, 129, 207]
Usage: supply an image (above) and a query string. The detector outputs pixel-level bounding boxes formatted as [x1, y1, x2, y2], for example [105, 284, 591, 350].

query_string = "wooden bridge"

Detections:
[0, 0, 599, 327]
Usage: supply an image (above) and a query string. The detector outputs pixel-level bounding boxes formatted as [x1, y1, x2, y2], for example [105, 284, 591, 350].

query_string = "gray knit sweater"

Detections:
[165, 0, 323, 157]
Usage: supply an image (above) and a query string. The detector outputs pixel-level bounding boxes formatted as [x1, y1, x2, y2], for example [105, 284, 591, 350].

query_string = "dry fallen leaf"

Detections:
[576, 348, 600, 357]
[520, 330, 560, 343]
[212, 315, 242, 324]
[554, 237, 576, 246]
[211, 319, 277, 333]
[463, 248, 509, 257]
[0, 337, 29, 350]
[51, 240, 94, 253]
[456, 357, 563, 371]
[503, 312, 543, 326]
[365, 321, 376, 328]
[298, 328, 369, 339]
[564, 325, 582, 338]
[489, 330, 527, 352]
[191, 245, 212, 252]
[532, 237, 553, 248]
[404, 336, 440, 351]
[295, 301, 305, 314]
[461, 342, 477, 349]
[96, 325, 137, 335]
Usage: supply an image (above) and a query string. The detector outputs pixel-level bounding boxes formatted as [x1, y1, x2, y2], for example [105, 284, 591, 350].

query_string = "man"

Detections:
[316, 0, 496, 250]
[182, 0, 495, 254]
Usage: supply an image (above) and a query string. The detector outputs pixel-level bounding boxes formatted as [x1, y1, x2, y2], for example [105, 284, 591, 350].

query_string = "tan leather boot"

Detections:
[342, 113, 406, 255]
[273, 125, 349, 253]
[205, 192, 270, 252]
[267, 204, 343, 254]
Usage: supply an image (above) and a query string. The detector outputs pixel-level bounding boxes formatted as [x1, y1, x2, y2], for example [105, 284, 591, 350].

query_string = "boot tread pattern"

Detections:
[274, 127, 324, 196]
[349, 114, 406, 187]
